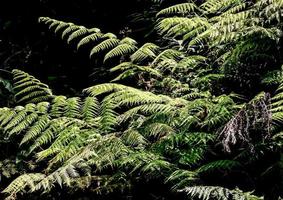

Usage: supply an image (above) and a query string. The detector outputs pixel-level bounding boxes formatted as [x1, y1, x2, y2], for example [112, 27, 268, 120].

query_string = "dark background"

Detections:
[0, 0, 157, 95]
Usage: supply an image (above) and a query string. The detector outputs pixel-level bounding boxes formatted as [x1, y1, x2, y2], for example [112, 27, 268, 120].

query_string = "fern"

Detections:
[104, 37, 137, 62]
[12, 69, 53, 104]
[130, 43, 159, 63]
[196, 160, 241, 174]
[4, 1, 283, 198]
[181, 186, 263, 200]
[157, 3, 198, 17]
[90, 38, 120, 58]
[77, 32, 104, 49]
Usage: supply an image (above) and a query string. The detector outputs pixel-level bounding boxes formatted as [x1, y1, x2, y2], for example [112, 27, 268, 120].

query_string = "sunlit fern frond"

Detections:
[157, 3, 198, 17]
[64, 97, 81, 118]
[67, 27, 100, 44]
[104, 37, 138, 62]
[20, 115, 51, 146]
[201, 0, 245, 14]
[89, 38, 120, 58]
[3, 173, 46, 198]
[12, 69, 53, 104]
[152, 49, 184, 66]
[130, 43, 159, 63]
[82, 97, 100, 122]
[77, 32, 104, 50]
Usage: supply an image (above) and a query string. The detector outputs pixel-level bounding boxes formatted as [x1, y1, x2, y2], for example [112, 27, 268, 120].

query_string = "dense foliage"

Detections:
[1, 0, 283, 199]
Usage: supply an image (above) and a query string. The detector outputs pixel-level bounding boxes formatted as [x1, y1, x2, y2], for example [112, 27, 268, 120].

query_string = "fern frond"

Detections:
[89, 38, 120, 58]
[20, 115, 51, 146]
[83, 83, 129, 97]
[3, 173, 46, 197]
[181, 186, 263, 200]
[196, 160, 241, 174]
[121, 129, 148, 147]
[104, 43, 137, 62]
[77, 32, 104, 49]
[12, 70, 53, 104]
[130, 43, 159, 63]
[166, 169, 198, 191]
[64, 97, 81, 118]
[82, 97, 100, 122]
[144, 122, 175, 139]
[67, 27, 89, 44]
[157, 3, 197, 17]
[50, 96, 68, 118]
[61, 25, 83, 40]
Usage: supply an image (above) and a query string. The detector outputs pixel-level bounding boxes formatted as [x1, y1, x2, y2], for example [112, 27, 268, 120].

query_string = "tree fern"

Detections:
[3, 1, 283, 198]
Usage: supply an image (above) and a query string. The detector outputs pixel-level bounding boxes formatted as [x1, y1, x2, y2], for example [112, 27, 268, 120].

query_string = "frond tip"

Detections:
[12, 69, 53, 104]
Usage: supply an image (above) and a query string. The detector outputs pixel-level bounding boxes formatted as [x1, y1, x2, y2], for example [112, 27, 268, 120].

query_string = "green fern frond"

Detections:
[55, 22, 72, 34]
[77, 32, 104, 49]
[20, 115, 51, 146]
[89, 38, 120, 58]
[27, 118, 70, 154]
[121, 129, 148, 147]
[67, 27, 89, 44]
[130, 43, 159, 63]
[3, 173, 46, 197]
[110, 63, 161, 82]
[0, 109, 17, 127]
[100, 99, 118, 131]
[152, 49, 183, 66]
[104, 43, 137, 62]
[166, 169, 198, 191]
[64, 97, 81, 118]
[61, 25, 83, 40]
[196, 160, 241, 174]
[12, 69, 53, 104]
[4, 109, 28, 134]
[36, 125, 81, 161]
[83, 83, 130, 97]
[144, 122, 175, 139]
[8, 112, 38, 137]
[157, 3, 197, 17]
[201, 0, 244, 14]
[82, 97, 100, 122]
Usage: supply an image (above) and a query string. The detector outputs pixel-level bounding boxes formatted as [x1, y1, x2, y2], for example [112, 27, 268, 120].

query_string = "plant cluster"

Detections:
[1, 0, 283, 199]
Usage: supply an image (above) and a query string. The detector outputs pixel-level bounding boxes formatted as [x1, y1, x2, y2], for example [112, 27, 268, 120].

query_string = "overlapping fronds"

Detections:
[3, 0, 283, 199]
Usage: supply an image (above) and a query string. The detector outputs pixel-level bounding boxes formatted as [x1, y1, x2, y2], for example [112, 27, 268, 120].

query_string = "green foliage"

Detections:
[1, 0, 283, 199]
